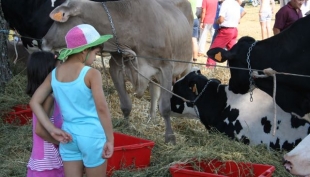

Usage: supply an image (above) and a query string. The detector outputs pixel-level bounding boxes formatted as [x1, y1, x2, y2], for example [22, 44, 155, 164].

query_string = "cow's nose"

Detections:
[282, 157, 287, 165]
[283, 159, 292, 172]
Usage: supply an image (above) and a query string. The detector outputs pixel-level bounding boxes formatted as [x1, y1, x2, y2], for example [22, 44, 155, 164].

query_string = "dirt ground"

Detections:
[197, 3, 281, 64]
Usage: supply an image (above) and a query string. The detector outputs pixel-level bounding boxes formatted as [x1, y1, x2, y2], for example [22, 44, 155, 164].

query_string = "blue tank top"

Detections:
[51, 66, 105, 138]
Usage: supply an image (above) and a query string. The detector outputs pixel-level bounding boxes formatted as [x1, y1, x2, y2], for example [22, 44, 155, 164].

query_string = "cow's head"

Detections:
[171, 67, 221, 118]
[284, 134, 310, 177]
[42, 0, 94, 51]
[171, 68, 201, 117]
[207, 36, 256, 94]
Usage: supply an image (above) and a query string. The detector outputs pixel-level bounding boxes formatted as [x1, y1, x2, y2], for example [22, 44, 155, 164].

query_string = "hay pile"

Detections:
[0, 57, 293, 177]
[0, 61, 29, 116]
[0, 75, 29, 111]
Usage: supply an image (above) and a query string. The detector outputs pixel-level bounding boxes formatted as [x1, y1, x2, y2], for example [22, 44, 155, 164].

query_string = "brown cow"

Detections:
[42, 0, 193, 144]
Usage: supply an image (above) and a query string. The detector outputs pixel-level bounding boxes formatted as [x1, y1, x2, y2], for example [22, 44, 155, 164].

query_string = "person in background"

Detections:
[30, 24, 114, 177]
[237, 0, 247, 23]
[26, 51, 64, 177]
[273, 0, 304, 35]
[198, 0, 218, 57]
[211, 0, 223, 44]
[301, 0, 310, 16]
[196, 0, 203, 38]
[211, 0, 246, 44]
[240, 5, 247, 19]
[280, 0, 290, 7]
[207, 0, 241, 68]
[259, 0, 275, 39]
[189, 0, 199, 62]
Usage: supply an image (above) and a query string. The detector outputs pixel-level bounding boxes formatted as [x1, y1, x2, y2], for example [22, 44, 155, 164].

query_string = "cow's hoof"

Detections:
[165, 134, 176, 145]
[146, 115, 160, 125]
[133, 92, 143, 99]
[122, 118, 129, 127]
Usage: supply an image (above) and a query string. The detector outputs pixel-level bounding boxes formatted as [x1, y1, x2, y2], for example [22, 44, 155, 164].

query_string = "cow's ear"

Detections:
[189, 82, 199, 96]
[207, 48, 234, 63]
[192, 84, 199, 95]
[50, 8, 69, 22]
[50, 5, 80, 22]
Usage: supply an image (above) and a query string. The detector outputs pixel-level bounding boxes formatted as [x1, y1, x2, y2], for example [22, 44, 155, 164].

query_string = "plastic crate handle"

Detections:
[115, 142, 155, 150]
[259, 169, 273, 177]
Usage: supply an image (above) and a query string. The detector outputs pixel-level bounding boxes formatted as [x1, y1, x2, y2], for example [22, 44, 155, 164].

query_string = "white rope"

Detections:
[13, 36, 19, 64]
[128, 58, 191, 103]
[252, 68, 277, 136]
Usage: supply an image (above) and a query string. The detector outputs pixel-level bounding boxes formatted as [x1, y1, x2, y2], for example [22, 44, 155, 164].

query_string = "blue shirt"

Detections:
[51, 66, 105, 138]
[213, 2, 222, 30]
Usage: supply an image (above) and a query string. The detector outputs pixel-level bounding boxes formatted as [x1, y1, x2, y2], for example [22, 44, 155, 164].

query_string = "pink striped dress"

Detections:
[27, 101, 64, 177]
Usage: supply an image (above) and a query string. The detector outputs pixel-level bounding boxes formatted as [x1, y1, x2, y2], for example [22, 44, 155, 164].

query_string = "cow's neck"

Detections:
[282, 15, 310, 46]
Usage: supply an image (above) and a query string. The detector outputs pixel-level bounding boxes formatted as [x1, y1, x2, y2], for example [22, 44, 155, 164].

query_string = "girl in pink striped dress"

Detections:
[26, 51, 64, 177]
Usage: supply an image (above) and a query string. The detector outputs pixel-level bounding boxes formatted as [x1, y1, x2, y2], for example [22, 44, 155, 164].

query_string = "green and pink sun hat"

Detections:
[58, 24, 113, 60]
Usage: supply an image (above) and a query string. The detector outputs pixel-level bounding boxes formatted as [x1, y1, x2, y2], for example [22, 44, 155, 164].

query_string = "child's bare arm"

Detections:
[87, 68, 114, 155]
[35, 95, 59, 145]
[30, 73, 72, 143]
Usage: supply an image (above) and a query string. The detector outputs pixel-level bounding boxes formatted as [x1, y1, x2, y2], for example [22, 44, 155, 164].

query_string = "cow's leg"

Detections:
[149, 82, 160, 120]
[158, 69, 176, 144]
[109, 58, 132, 123]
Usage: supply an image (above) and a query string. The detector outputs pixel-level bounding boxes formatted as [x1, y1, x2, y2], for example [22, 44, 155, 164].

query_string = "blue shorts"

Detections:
[59, 134, 106, 167]
[192, 18, 199, 38]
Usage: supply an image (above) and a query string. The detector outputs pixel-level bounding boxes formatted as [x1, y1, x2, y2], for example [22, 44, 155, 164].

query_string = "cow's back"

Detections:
[163, 0, 193, 25]
[153, 0, 193, 76]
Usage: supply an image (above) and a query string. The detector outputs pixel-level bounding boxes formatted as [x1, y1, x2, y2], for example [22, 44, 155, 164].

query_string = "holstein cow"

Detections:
[170, 68, 310, 151]
[207, 15, 310, 122]
[284, 134, 310, 176]
[41, 0, 193, 144]
[1, 0, 117, 52]
[1, 0, 66, 52]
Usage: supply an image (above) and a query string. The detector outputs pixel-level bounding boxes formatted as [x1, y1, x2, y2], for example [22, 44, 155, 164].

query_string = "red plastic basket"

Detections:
[169, 159, 275, 177]
[107, 132, 155, 176]
[4, 105, 32, 125]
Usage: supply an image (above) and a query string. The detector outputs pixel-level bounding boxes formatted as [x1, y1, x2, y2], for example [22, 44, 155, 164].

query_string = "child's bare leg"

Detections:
[85, 161, 108, 177]
[63, 160, 84, 177]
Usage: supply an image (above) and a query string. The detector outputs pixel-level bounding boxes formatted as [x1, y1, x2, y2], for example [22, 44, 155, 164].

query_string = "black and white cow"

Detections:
[207, 15, 310, 121]
[171, 68, 310, 151]
[284, 133, 310, 176]
[1, 0, 117, 52]
[1, 0, 66, 52]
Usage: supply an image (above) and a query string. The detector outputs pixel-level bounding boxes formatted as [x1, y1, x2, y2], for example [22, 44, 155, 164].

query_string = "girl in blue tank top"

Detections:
[30, 24, 114, 177]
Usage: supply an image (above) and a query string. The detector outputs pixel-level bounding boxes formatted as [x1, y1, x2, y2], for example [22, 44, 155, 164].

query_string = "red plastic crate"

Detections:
[169, 159, 275, 177]
[107, 132, 155, 176]
[4, 105, 32, 125]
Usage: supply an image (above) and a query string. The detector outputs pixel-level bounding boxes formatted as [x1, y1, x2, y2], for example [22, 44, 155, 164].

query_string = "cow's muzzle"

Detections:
[283, 159, 292, 172]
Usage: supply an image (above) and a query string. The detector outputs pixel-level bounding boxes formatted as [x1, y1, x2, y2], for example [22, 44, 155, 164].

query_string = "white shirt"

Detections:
[301, 0, 310, 17]
[197, 0, 203, 7]
[219, 0, 241, 27]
